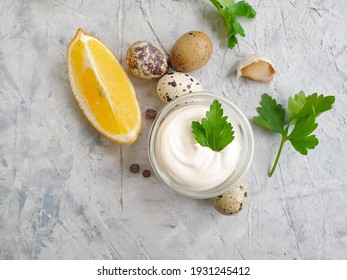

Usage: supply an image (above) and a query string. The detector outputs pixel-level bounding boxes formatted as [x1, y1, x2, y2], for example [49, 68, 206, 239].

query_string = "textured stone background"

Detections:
[0, 0, 346, 259]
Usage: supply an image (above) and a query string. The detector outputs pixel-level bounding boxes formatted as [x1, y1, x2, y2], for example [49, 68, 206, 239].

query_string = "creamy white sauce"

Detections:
[155, 105, 241, 191]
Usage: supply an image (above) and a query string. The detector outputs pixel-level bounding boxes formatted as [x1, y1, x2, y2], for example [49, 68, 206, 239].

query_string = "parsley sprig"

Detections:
[254, 91, 335, 177]
[192, 99, 235, 152]
[210, 0, 256, 49]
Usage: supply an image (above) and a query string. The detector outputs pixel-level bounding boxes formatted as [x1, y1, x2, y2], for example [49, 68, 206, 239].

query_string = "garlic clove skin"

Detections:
[236, 54, 276, 82]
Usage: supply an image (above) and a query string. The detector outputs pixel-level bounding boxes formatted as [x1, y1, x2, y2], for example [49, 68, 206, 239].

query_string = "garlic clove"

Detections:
[236, 54, 276, 82]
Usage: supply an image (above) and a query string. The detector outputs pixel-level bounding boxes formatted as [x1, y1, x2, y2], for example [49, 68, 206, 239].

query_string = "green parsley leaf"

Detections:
[191, 99, 235, 152]
[253, 91, 335, 177]
[288, 91, 336, 123]
[288, 90, 306, 122]
[191, 121, 209, 148]
[287, 114, 319, 155]
[253, 93, 285, 134]
[232, 1, 257, 17]
[217, 0, 235, 7]
[210, 0, 256, 49]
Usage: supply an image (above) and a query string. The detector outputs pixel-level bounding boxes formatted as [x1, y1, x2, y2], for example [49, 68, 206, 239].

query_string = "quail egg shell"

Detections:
[126, 41, 168, 79]
[170, 31, 213, 72]
[212, 181, 248, 216]
[156, 72, 203, 103]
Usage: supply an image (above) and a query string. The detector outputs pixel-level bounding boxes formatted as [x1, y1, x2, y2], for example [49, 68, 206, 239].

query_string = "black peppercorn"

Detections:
[130, 163, 140, 173]
[146, 109, 157, 119]
[142, 169, 151, 177]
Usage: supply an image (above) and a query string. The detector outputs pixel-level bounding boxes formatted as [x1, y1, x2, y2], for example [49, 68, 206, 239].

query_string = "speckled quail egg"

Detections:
[126, 41, 168, 79]
[212, 181, 248, 216]
[156, 72, 203, 103]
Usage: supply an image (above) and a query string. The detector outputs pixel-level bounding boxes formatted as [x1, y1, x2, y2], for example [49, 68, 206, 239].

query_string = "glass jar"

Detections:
[148, 92, 254, 199]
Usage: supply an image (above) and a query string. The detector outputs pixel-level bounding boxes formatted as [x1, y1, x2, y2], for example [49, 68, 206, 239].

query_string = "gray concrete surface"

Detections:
[0, 0, 346, 259]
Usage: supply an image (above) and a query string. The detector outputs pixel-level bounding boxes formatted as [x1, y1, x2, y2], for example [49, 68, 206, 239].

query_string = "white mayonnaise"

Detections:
[155, 105, 241, 191]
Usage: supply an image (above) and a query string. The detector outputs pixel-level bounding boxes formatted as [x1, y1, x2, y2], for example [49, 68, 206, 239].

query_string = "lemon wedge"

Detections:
[67, 29, 142, 144]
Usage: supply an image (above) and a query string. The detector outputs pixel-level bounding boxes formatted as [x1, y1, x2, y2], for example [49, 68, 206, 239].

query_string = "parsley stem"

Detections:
[268, 136, 286, 177]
